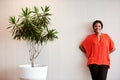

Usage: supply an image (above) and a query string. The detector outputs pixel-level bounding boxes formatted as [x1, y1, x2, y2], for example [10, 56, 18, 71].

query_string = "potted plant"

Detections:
[7, 6, 58, 80]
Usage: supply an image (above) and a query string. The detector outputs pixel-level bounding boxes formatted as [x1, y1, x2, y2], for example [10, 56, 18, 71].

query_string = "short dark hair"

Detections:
[92, 20, 103, 29]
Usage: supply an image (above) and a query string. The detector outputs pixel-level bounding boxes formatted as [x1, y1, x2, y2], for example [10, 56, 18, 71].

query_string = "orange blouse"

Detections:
[82, 33, 114, 68]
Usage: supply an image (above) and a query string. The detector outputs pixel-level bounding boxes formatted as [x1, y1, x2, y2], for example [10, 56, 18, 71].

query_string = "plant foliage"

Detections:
[8, 6, 58, 45]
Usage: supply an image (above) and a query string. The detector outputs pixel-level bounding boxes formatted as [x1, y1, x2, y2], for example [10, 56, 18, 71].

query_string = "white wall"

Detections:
[0, 0, 120, 80]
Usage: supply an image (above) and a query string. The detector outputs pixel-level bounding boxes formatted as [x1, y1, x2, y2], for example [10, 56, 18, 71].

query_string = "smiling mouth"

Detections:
[94, 29, 101, 32]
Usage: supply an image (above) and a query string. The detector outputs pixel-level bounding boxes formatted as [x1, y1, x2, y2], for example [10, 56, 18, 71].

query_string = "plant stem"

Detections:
[31, 58, 34, 67]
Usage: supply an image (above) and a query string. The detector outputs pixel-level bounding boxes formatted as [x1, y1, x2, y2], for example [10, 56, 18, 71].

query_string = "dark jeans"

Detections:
[88, 64, 109, 80]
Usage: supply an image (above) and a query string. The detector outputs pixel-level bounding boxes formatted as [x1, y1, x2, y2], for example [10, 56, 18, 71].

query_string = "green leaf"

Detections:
[9, 16, 16, 24]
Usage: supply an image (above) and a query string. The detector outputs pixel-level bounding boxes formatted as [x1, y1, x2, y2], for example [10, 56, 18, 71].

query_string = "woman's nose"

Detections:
[96, 26, 100, 29]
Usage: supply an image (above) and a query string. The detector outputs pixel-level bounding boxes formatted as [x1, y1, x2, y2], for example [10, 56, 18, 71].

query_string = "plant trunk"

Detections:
[31, 58, 35, 67]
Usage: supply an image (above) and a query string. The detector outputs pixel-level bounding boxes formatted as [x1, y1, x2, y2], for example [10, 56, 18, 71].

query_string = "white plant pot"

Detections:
[19, 65, 48, 80]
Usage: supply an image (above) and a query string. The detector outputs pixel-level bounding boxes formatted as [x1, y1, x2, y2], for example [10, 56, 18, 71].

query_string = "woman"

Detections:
[79, 20, 115, 80]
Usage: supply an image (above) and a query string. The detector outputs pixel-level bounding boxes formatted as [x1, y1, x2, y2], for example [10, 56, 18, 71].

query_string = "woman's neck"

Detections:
[95, 32, 102, 42]
[95, 32, 102, 36]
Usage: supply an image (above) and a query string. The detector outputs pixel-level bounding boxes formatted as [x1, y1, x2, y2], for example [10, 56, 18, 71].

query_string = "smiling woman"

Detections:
[79, 20, 115, 80]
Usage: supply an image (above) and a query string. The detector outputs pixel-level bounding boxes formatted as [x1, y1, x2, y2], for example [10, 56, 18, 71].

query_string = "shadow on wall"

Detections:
[0, 67, 19, 80]
[0, 69, 5, 80]
[78, 53, 91, 80]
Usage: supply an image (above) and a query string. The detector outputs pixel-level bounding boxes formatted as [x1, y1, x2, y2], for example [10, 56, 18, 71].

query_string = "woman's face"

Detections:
[93, 23, 102, 34]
